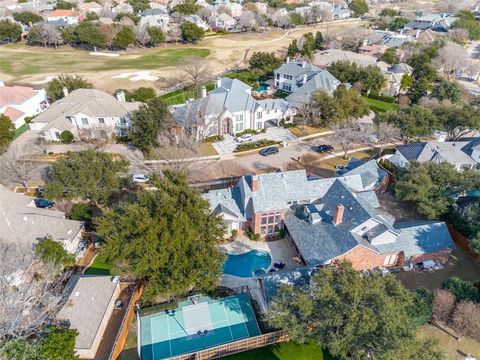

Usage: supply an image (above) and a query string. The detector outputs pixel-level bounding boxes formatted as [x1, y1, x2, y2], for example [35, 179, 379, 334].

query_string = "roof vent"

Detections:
[348, 206, 353, 210]
[23, 216, 28, 221]
[67, 229, 72, 235]
[74, 291, 80, 297]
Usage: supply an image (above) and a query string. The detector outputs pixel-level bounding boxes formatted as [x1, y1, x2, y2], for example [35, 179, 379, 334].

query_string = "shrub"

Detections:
[35, 238, 74, 268]
[234, 139, 279, 152]
[60, 130, 74, 143]
[70, 202, 92, 222]
[235, 129, 259, 136]
[203, 135, 224, 142]
[368, 93, 396, 103]
[443, 277, 480, 303]
[410, 288, 434, 326]
[432, 289, 456, 324]
[48, 151, 54, 156]
[231, 229, 238, 238]
[278, 228, 286, 238]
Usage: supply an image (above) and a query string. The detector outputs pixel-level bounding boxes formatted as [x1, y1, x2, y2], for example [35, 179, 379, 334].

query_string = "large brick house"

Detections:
[205, 169, 454, 271]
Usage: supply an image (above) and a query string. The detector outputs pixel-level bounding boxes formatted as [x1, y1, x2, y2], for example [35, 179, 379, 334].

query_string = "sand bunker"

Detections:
[89, 52, 120, 57]
[112, 71, 159, 81]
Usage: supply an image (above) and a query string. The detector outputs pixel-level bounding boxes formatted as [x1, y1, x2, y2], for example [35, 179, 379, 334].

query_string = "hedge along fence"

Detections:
[169, 330, 289, 360]
[234, 139, 280, 152]
[447, 225, 479, 261]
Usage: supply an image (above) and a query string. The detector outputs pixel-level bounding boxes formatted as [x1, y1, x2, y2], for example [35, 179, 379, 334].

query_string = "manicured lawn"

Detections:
[83, 254, 113, 275]
[224, 340, 335, 360]
[418, 325, 480, 359]
[160, 84, 214, 106]
[225, 71, 257, 86]
[287, 125, 329, 138]
[363, 97, 396, 113]
[198, 142, 218, 156]
[0, 44, 210, 77]
[13, 123, 28, 139]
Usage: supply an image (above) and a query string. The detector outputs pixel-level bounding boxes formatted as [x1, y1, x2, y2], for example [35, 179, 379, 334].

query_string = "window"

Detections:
[276, 73, 280, 79]
[282, 83, 292, 92]
[55, 132, 61, 140]
[235, 121, 244, 132]
[120, 117, 127, 124]
[235, 114, 243, 122]
[260, 211, 283, 235]
[261, 217, 267, 225]
[81, 118, 89, 125]
[98, 117, 105, 124]
[257, 112, 262, 119]
[283, 74, 293, 80]
[256, 122, 262, 130]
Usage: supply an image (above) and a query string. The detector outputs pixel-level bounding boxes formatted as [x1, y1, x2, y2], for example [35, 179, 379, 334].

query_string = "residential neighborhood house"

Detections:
[0, 82, 48, 129]
[28, 89, 141, 141]
[45, 9, 81, 25]
[138, 8, 170, 30]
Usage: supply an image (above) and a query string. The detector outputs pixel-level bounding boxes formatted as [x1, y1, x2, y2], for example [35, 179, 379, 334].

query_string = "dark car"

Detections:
[313, 144, 333, 153]
[259, 147, 279, 156]
[34, 198, 55, 209]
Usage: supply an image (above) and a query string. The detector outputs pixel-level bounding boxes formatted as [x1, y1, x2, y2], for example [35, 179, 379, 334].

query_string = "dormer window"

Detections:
[98, 117, 105, 124]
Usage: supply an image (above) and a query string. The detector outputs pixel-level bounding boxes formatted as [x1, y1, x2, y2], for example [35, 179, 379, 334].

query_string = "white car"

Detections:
[235, 134, 254, 143]
[132, 174, 149, 183]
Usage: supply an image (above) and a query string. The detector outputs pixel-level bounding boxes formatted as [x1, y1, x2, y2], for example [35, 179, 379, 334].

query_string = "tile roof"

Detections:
[46, 9, 80, 17]
[0, 85, 39, 108]
[2, 106, 25, 121]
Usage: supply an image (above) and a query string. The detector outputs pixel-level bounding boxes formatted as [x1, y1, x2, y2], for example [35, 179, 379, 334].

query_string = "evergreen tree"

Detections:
[287, 39, 298, 57]
[46, 74, 93, 101]
[0, 19, 22, 41]
[112, 26, 135, 49]
[314, 31, 324, 49]
[0, 114, 15, 152]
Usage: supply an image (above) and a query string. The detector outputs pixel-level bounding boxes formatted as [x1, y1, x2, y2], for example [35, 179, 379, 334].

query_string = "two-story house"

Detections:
[172, 77, 295, 138]
[29, 89, 141, 141]
[0, 83, 48, 129]
[205, 170, 455, 271]
[273, 59, 341, 106]
[45, 9, 81, 25]
[138, 8, 170, 30]
[209, 13, 236, 30]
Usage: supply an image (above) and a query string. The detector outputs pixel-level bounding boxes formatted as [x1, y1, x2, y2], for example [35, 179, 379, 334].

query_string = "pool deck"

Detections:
[219, 236, 301, 312]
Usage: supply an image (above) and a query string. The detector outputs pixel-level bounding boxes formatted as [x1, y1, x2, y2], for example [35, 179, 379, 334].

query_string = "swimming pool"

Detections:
[223, 249, 271, 278]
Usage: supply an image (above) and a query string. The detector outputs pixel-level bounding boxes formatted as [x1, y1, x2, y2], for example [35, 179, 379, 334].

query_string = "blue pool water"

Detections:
[257, 84, 268, 92]
[223, 249, 271, 278]
[468, 189, 480, 197]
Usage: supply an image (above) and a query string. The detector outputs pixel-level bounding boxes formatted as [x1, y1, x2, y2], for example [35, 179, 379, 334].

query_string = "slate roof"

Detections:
[140, 8, 168, 16]
[376, 221, 455, 257]
[275, 61, 320, 79]
[284, 180, 394, 266]
[286, 70, 340, 105]
[336, 159, 388, 191]
[259, 267, 315, 304]
[387, 63, 413, 74]
[396, 139, 480, 166]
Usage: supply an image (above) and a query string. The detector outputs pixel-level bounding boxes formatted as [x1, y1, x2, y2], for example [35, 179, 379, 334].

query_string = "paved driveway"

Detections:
[213, 127, 297, 155]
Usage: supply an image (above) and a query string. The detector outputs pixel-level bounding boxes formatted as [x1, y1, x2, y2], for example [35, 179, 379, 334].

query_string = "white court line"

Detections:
[233, 298, 250, 338]
[150, 318, 155, 360]
[222, 305, 235, 342]
[166, 314, 173, 358]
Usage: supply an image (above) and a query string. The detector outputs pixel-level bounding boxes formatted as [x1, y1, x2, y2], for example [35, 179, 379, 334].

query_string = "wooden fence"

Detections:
[168, 330, 289, 360]
[109, 283, 144, 360]
[447, 224, 479, 261]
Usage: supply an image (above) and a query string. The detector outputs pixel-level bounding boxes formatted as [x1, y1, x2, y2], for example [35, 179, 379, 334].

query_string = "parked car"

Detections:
[34, 198, 55, 209]
[115, 299, 123, 309]
[313, 144, 333, 153]
[259, 147, 279, 156]
[132, 174, 149, 183]
[235, 134, 254, 143]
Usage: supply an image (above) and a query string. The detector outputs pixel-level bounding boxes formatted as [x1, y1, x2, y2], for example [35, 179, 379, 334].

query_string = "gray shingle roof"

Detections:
[336, 159, 388, 191]
[286, 70, 340, 105]
[275, 61, 321, 79]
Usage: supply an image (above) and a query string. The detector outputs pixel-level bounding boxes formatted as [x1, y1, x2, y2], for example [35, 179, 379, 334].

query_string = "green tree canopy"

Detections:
[128, 97, 171, 152]
[433, 105, 480, 140]
[249, 51, 283, 77]
[375, 105, 437, 142]
[13, 11, 43, 25]
[287, 39, 298, 57]
[46, 74, 93, 101]
[266, 262, 439, 360]
[174, 2, 200, 15]
[289, 12, 304, 26]
[453, 10, 480, 40]
[38, 327, 79, 360]
[348, 0, 368, 16]
[395, 161, 480, 219]
[35, 238, 75, 268]
[85, 11, 99, 21]
[443, 277, 480, 303]
[75, 21, 107, 49]
[128, 0, 150, 12]
[388, 16, 409, 31]
[112, 26, 135, 49]
[0, 114, 15, 151]
[314, 31, 324, 49]
[147, 26, 165, 45]
[431, 80, 462, 103]
[96, 170, 226, 301]
[55, 0, 76, 9]
[327, 61, 385, 94]
[180, 21, 205, 43]
[0, 19, 22, 41]
[382, 48, 400, 65]
[43, 149, 129, 203]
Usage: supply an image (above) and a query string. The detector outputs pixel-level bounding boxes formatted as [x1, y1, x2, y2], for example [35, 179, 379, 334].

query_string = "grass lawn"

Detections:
[363, 97, 397, 113]
[0, 44, 210, 78]
[198, 142, 218, 156]
[83, 254, 113, 275]
[13, 123, 28, 139]
[225, 71, 257, 86]
[160, 84, 214, 106]
[287, 125, 329, 138]
[224, 340, 335, 360]
[418, 325, 480, 359]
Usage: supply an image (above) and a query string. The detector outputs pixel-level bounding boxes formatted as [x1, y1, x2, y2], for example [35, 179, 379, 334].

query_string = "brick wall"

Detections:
[331, 245, 401, 270]
[410, 248, 453, 264]
[251, 210, 285, 240]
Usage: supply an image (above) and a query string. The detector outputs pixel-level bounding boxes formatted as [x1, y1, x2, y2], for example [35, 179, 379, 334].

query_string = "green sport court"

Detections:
[139, 293, 261, 360]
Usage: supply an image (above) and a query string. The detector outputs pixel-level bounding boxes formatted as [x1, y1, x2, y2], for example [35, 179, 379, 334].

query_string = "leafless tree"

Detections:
[294, 101, 315, 130]
[238, 10, 265, 31]
[198, 6, 214, 20]
[29, 23, 62, 48]
[433, 42, 469, 79]
[168, 58, 212, 98]
[134, 25, 150, 47]
[436, 0, 468, 12]
[83, 125, 115, 151]
[451, 301, 480, 341]
[0, 145, 41, 191]
[448, 28, 469, 44]
[432, 289, 456, 325]
[375, 122, 400, 156]
[332, 121, 367, 159]
[167, 24, 181, 45]
[216, 5, 233, 17]
[0, 240, 68, 342]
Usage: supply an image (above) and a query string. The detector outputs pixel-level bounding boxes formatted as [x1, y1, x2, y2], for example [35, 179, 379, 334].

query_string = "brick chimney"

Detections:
[251, 175, 259, 192]
[333, 204, 344, 225]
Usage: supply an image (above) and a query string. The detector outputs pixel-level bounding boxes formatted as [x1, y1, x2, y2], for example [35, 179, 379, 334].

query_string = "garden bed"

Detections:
[234, 139, 280, 152]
